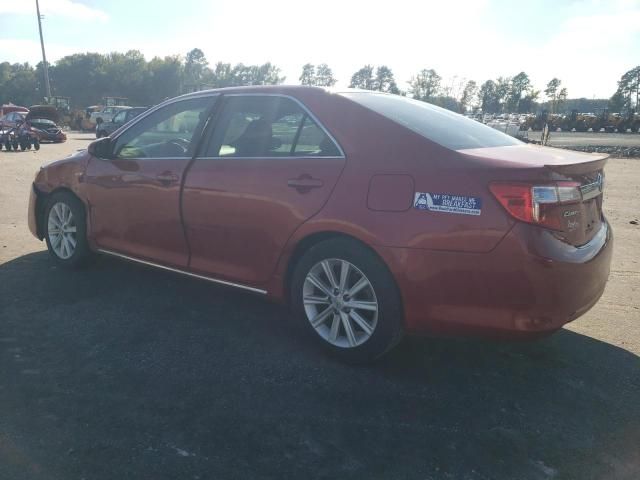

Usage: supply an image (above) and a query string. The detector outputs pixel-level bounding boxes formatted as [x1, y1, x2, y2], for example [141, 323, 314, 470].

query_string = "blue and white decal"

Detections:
[414, 192, 482, 216]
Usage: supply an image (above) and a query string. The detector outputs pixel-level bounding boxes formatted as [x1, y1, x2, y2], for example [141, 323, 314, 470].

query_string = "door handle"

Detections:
[156, 172, 179, 185]
[287, 175, 323, 191]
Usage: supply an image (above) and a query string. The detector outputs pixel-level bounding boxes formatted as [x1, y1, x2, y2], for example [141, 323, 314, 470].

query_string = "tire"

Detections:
[12, 140, 19, 150]
[19, 141, 27, 151]
[33, 139, 40, 150]
[290, 238, 404, 363]
[3, 141, 10, 151]
[44, 191, 92, 268]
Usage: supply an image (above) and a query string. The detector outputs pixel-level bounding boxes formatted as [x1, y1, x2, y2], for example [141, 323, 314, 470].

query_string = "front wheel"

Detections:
[44, 192, 92, 268]
[291, 238, 404, 363]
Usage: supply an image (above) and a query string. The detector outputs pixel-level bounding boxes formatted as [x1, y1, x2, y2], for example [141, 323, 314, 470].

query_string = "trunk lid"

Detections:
[460, 144, 607, 247]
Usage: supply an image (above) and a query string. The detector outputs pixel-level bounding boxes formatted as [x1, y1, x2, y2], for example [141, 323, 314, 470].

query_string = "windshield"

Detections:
[30, 118, 56, 126]
[340, 91, 522, 150]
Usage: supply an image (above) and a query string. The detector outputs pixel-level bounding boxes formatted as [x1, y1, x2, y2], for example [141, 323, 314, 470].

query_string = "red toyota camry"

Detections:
[28, 86, 612, 362]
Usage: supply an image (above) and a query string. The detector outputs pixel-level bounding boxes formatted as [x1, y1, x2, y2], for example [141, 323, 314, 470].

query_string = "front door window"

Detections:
[113, 97, 216, 159]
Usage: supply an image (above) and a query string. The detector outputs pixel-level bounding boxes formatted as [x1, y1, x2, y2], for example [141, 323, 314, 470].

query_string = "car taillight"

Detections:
[489, 182, 581, 230]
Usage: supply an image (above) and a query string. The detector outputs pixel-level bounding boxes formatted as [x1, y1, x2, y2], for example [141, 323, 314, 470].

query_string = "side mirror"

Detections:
[88, 136, 113, 159]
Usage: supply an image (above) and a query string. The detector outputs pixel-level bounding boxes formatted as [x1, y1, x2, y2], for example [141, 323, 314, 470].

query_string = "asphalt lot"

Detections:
[1, 134, 639, 480]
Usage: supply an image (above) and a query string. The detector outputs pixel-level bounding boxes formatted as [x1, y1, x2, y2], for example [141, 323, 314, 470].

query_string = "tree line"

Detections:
[0, 48, 637, 116]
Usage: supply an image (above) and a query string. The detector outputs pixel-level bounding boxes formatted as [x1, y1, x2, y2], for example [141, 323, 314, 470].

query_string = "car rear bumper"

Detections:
[376, 220, 613, 338]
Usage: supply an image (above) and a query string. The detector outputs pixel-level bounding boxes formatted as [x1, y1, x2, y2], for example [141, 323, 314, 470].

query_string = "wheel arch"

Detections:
[283, 230, 403, 311]
[36, 186, 87, 239]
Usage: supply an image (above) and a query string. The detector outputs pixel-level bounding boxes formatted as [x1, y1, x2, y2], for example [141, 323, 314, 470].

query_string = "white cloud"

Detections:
[1, 0, 638, 99]
[0, 0, 108, 21]
[0, 38, 77, 64]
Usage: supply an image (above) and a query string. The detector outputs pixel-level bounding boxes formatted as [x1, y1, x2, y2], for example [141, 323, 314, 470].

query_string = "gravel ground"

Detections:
[1, 134, 639, 480]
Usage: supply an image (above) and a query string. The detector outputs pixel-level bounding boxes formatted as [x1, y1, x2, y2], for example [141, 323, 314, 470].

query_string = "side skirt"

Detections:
[97, 248, 268, 295]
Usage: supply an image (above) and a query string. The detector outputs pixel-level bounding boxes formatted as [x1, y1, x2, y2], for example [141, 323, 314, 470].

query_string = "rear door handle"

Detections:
[287, 176, 323, 190]
[156, 172, 179, 185]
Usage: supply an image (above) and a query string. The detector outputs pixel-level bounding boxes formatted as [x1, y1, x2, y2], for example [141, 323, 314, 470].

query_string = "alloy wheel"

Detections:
[303, 259, 378, 348]
[47, 202, 78, 260]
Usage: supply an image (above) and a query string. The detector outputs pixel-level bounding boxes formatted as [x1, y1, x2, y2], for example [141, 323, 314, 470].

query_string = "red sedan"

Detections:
[28, 86, 612, 362]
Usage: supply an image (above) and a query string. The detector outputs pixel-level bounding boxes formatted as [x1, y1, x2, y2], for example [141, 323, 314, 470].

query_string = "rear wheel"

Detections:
[33, 138, 40, 150]
[291, 238, 403, 363]
[44, 192, 92, 268]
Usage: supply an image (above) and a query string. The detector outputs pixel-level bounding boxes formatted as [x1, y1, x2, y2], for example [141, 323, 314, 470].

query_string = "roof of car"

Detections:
[179, 84, 333, 99]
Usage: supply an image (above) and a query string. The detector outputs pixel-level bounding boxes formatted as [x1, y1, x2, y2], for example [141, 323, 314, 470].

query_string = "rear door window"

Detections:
[202, 95, 342, 158]
[339, 92, 521, 150]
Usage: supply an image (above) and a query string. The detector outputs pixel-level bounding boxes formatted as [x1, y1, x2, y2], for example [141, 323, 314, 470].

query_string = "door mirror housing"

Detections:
[88, 136, 113, 159]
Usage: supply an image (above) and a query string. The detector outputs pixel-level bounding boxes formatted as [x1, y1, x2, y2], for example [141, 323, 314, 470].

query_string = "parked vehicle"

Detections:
[20, 106, 67, 143]
[28, 86, 612, 362]
[0, 104, 28, 117]
[89, 106, 130, 125]
[96, 107, 148, 138]
[0, 110, 29, 130]
[0, 110, 41, 151]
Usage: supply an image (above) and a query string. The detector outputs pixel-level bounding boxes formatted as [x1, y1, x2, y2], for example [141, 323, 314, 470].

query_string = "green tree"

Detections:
[0, 63, 39, 106]
[612, 66, 640, 112]
[609, 90, 626, 112]
[495, 77, 511, 113]
[184, 48, 209, 89]
[210, 62, 285, 86]
[105, 50, 149, 101]
[408, 69, 441, 101]
[349, 65, 375, 90]
[557, 87, 568, 112]
[507, 72, 531, 112]
[315, 63, 336, 87]
[519, 89, 540, 113]
[49, 53, 110, 107]
[210, 62, 235, 87]
[299, 63, 315, 85]
[372, 66, 399, 94]
[544, 78, 562, 113]
[478, 79, 499, 113]
[459, 80, 478, 113]
[147, 55, 183, 103]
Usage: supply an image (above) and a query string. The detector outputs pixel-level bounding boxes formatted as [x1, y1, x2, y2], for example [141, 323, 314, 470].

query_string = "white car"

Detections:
[89, 106, 130, 125]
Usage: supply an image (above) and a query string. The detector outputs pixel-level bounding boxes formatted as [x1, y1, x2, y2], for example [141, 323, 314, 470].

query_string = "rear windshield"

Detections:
[339, 91, 521, 150]
[30, 118, 55, 125]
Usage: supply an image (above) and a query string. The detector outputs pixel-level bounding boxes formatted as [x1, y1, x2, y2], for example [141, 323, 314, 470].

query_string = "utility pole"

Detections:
[35, 0, 52, 101]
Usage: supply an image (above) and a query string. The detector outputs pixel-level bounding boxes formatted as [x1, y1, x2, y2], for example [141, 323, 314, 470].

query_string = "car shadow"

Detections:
[0, 251, 638, 480]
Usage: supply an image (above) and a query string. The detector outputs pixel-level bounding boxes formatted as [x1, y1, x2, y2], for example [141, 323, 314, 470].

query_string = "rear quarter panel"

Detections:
[292, 91, 514, 253]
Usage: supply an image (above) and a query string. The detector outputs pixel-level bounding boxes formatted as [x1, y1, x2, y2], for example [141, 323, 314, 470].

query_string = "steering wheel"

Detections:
[166, 138, 190, 152]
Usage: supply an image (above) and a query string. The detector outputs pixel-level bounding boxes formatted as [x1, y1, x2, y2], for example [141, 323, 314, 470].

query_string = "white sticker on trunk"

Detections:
[414, 192, 482, 216]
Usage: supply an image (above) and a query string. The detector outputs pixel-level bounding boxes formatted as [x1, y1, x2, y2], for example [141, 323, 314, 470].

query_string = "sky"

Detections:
[0, 0, 639, 99]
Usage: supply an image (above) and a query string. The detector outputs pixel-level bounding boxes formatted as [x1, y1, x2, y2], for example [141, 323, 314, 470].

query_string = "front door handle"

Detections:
[156, 172, 179, 185]
[287, 175, 323, 192]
